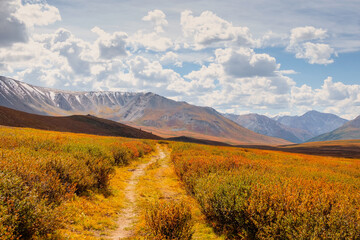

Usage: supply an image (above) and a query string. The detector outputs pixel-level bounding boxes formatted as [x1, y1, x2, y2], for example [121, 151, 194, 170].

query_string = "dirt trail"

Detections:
[110, 146, 165, 240]
[137, 146, 223, 240]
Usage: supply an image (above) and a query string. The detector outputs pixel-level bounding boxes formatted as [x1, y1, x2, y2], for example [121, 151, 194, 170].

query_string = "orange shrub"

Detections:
[170, 142, 360, 239]
[145, 200, 193, 240]
[0, 127, 155, 239]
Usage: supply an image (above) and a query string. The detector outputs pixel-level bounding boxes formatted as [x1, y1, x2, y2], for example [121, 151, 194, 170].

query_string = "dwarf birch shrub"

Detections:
[0, 170, 63, 239]
[171, 142, 360, 239]
[145, 200, 193, 240]
[0, 127, 156, 239]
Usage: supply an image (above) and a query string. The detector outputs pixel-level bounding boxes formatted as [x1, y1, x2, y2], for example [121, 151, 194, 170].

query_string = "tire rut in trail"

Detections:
[110, 145, 165, 240]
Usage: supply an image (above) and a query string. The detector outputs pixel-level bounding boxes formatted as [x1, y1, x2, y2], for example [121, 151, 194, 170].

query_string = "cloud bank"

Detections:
[0, 1, 359, 119]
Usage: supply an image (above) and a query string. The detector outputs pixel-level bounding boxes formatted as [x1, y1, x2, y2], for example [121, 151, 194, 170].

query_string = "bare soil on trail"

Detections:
[110, 147, 165, 239]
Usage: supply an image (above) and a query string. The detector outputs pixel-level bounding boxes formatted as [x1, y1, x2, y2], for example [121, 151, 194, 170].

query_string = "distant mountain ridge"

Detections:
[224, 113, 313, 143]
[224, 111, 348, 143]
[274, 110, 348, 138]
[308, 115, 360, 142]
[0, 76, 289, 145]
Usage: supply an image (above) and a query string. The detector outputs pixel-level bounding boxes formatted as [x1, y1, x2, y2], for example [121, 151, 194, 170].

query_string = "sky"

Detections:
[1, 0, 360, 119]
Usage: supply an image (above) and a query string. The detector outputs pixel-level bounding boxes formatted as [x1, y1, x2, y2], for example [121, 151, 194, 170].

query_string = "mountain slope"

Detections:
[131, 100, 292, 144]
[0, 106, 161, 139]
[224, 113, 313, 143]
[0, 76, 289, 145]
[0, 76, 143, 118]
[274, 110, 348, 139]
[308, 115, 360, 142]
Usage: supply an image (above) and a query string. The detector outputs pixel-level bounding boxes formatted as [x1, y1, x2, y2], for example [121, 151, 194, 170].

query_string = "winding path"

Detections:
[110, 146, 165, 239]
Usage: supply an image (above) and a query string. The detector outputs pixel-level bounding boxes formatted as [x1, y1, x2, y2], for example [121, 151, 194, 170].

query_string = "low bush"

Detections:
[145, 200, 193, 240]
[171, 143, 360, 239]
[0, 170, 63, 239]
[0, 127, 156, 239]
[157, 140, 169, 145]
[45, 155, 93, 195]
[194, 173, 255, 239]
[85, 155, 115, 190]
[111, 144, 132, 166]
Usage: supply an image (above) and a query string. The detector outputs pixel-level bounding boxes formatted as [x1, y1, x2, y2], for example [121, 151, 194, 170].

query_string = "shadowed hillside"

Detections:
[0, 106, 161, 140]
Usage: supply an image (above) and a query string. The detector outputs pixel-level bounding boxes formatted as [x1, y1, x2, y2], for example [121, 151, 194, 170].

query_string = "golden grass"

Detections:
[57, 166, 131, 239]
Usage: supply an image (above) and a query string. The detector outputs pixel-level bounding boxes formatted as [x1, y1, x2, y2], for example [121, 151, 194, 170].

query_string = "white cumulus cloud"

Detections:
[0, 0, 61, 47]
[181, 10, 257, 49]
[126, 56, 190, 95]
[0, 0, 28, 47]
[185, 63, 223, 92]
[215, 48, 279, 78]
[287, 26, 335, 65]
[47, 28, 93, 76]
[1, 5, 359, 119]
[160, 52, 182, 67]
[295, 42, 335, 64]
[291, 77, 360, 119]
[184, 46, 295, 110]
[289, 26, 327, 45]
[14, 2, 61, 27]
[130, 31, 173, 52]
[92, 26, 128, 59]
[142, 9, 168, 33]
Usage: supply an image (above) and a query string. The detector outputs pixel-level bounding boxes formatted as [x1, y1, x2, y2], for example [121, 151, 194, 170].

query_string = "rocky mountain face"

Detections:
[0, 76, 145, 119]
[274, 110, 348, 138]
[0, 76, 289, 145]
[308, 115, 360, 142]
[224, 113, 313, 143]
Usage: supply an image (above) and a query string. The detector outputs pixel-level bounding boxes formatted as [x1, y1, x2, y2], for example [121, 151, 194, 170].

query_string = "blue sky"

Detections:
[1, 0, 360, 119]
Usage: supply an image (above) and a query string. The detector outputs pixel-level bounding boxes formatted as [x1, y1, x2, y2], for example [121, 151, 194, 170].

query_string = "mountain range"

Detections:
[224, 113, 313, 143]
[309, 115, 360, 142]
[224, 111, 348, 143]
[1, 76, 359, 144]
[274, 111, 348, 137]
[0, 76, 288, 145]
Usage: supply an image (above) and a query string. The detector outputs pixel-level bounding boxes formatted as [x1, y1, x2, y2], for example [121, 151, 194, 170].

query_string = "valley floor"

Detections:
[238, 139, 360, 158]
[1, 126, 359, 239]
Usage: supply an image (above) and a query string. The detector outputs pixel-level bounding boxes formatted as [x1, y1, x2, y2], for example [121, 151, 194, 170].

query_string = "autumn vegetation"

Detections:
[0, 127, 154, 239]
[171, 143, 360, 239]
[1, 125, 360, 239]
[145, 200, 193, 240]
